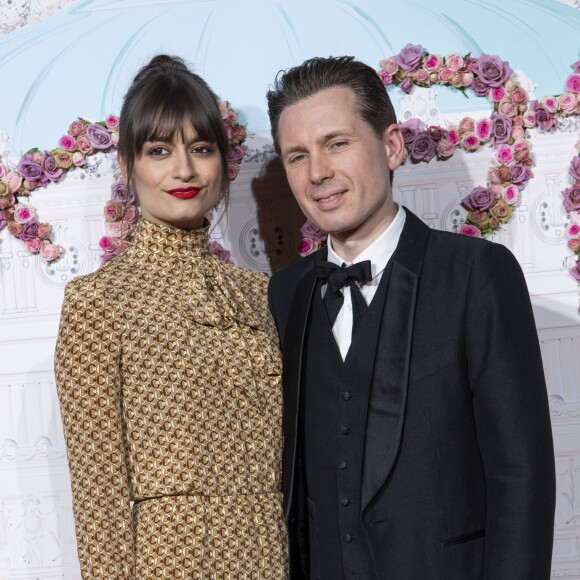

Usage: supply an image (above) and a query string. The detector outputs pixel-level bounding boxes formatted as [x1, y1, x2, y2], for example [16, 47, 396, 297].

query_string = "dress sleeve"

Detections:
[54, 278, 134, 579]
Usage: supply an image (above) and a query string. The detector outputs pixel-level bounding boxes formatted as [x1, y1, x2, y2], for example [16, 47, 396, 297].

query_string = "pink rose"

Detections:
[458, 117, 475, 134]
[99, 236, 116, 251]
[424, 54, 443, 72]
[225, 110, 238, 124]
[76, 134, 94, 155]
[72, 152, 85, 166]
[413, 69, 430, 85]
[26, 238, 41, 253]
[450, 72, 463, 88]
[513, 141, 530, 162]
[509, 87, 527, 106]
[436, 137, 456, 158]
[568, 239, 580, 252]
[105, 115, 119, 130]
[123, 205, 139, 224]
[491, 184, 504, 198]
[462, 72, 474, 87]
[40, 241, 62, 261]
[6, 172, 22, 193]
[0, 197, 13, 210]
[7, 221, 22, 236]
[228, 163, 240, 180]
[104, 200, 125, 222]
[218, 101, 229, 117]
[37, 223, 51, 240]
[58, 135, 77, 151]
[475, 119, 491, 142]
[559, 92, 578, 115]
[498, 99, 517, 117]
[300, 219, 327, 244]
[105, 221, 135, 239]
[111, 132, 119, 146]
[448, 129, 460, 145]
[458, 224, 482, 237]
[511, 126, 525, 140]
[523, 111, 536, 128]
[513, 115, 525, 127]
[502, 185, 519, 205]
[496, 144, 514, 164]
[68, 120, 87, 137]
[460, 132, 480, 151]
[565, 74, 580, 93]
[542, 96, 559, 113]
[31, 152, 44, 164]
[230, 124, 246, 145]
[14, 205, 34, 224]
[568, 223, 580, 238]
[379, 71, 392, 85]
[22, 179, 37, 191]
[490, 87, 506, 102]
[299, 238, 320, 257]
[54, 150, 73, 169]
[380, 56, 398, 75]
[439, 67, 453, 83]
[446, 53, 464, 71]
[490, 199, 513, 221]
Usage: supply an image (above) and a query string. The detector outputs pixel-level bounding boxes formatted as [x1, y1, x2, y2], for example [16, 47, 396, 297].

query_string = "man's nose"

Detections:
[309, 152, 333, 184]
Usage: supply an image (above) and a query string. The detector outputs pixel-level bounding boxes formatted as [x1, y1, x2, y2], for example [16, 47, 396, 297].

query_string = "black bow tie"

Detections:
[315, 260, 372, 336]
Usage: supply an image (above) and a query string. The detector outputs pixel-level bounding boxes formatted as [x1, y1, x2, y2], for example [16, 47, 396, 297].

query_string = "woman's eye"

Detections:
[148, 146, 169, 156]
[193, 145, 213, 154]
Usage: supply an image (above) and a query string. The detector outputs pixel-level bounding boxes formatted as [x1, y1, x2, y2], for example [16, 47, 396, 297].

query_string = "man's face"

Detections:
[278, 86, 404, 250]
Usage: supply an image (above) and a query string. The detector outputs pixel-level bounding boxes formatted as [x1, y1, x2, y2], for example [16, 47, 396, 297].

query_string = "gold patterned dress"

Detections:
[54, 218, 288, 579]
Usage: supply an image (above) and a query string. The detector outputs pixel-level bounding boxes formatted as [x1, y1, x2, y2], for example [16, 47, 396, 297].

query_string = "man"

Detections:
[266, 56, 555, 579]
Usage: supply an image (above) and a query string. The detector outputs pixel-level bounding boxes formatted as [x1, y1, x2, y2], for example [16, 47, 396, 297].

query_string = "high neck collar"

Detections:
[130, 217, 212, 261]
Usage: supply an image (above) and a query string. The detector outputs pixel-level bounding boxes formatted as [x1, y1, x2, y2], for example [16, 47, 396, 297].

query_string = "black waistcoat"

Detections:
[302, 263, 392, 579]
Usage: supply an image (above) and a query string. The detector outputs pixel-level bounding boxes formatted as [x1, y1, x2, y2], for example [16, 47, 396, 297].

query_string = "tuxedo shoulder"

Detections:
[270, 251, 320, 292]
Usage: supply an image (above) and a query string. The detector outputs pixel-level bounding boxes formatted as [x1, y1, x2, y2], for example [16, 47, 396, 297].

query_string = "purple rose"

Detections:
[398, 118, 420, 147]
[462, 186, 495, 211]
[563, 183, 580, 211]
[18, 219, 40, 242]
[410, 130, 436, 163]
[395, 43, 423, 71]
[228, 145, 246, 164]
[110, 180, 135, 204]
[17, 154, 43, 182]
[571, 61, 580, 74]
[569, 156, 580, 182]
[470, 76, 491, 97]
[490, 113, 512, 147]
[510, 162, 533, 186]
[87, 123, 113, 150]
[474, 54, 512, 88]
[41, 150, 63, 182]
[530, 101, 557, 131]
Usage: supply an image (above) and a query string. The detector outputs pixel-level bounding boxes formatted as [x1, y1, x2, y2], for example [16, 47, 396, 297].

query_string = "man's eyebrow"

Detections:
[281, 130, 353, 158]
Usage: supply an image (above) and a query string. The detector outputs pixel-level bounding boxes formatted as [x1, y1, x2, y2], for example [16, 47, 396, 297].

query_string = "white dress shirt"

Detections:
[323, 205, 406, 360]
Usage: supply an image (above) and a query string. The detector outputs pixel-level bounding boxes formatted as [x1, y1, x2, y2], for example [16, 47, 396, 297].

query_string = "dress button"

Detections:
[340, 425, 350, 435]
[341, 497, 350, 506]
[338, 460, 347, 470]
[344, 533, 353, 543]
[342, 391, 352, 401]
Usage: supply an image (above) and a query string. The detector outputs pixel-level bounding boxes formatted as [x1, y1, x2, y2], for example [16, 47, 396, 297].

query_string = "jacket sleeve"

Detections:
[54, 278, 134, 578]
[465, 242, 555, 579]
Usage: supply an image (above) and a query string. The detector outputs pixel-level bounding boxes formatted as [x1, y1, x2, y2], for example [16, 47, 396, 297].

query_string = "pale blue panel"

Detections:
[0, 0, 578, 156]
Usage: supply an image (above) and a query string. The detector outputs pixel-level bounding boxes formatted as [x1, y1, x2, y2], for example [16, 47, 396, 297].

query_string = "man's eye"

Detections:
[290, 154, 306, 163]
[332, 141, 347, 149]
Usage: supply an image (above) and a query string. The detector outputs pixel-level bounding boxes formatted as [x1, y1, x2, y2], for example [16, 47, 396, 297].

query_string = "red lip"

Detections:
[166, 187, 201, 199]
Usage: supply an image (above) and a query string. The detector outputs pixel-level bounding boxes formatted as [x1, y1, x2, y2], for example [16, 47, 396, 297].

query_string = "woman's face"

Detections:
[121, 122, 223, 230]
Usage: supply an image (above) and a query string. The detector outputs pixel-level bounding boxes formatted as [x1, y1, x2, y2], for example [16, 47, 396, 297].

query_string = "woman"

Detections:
[54, 55, 288, 578]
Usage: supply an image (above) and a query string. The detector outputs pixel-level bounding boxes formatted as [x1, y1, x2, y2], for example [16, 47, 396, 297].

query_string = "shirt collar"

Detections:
[326, 204, 406, 278]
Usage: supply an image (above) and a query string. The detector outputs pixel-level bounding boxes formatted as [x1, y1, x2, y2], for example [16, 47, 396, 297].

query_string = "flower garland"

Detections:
[299, 44, 580, 284]
[0, 101, 245, 265]
[98, 100, 245, 265]
[564, 140, 580, 281]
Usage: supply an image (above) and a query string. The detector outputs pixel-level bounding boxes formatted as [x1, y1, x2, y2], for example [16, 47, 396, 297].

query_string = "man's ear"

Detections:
[382, 123, 405, 172]
[117, 152, 128, 185]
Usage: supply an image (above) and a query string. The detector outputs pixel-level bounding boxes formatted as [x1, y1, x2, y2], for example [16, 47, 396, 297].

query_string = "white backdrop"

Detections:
[1, 1, 580, 578]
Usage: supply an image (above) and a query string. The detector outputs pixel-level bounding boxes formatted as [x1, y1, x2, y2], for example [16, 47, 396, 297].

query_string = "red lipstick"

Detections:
[166, 187, 201, 199]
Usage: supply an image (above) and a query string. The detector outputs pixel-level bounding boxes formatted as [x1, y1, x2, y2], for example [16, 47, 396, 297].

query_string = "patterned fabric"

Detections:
[54, 218, 288, 579]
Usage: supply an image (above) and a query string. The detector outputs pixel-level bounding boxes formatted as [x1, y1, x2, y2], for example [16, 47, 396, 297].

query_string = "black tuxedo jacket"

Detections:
[268, 208, 555, 579]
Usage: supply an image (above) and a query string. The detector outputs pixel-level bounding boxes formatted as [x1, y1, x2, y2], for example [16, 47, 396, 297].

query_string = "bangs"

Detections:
[128, 80, 225, 157]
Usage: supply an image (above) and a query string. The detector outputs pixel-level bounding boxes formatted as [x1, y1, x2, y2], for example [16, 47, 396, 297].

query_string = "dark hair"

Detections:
[267, 56, 397, 155]
[118, 55, 230, 202]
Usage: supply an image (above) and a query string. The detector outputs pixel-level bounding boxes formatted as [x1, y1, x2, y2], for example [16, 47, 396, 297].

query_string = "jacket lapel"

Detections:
[282, 250, 323, 519]
[361, 208, 431, 514]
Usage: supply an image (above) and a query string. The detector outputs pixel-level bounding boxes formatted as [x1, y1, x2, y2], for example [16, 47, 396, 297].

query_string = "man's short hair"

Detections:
[266, 56, 397, 155]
